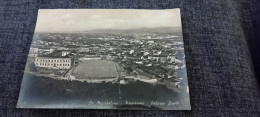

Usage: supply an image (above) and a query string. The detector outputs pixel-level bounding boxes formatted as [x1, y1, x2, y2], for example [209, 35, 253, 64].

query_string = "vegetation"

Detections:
[20, 73, 182, 107]
[28, 63, 37, 72]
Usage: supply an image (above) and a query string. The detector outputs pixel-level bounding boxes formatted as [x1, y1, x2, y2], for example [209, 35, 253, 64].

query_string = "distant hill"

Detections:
[83, 27, 183, 36]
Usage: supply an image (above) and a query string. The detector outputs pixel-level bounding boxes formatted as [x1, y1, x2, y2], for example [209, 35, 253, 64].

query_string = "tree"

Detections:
[125, 67, 133, 73]
[28, 63, 37, 72]
[133, 71, 138, 77]
[164, 74, 168, 79]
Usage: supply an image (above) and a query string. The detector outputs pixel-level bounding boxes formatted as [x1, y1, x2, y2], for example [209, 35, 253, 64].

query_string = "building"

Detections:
[38, 48, 54, 53]
[148, 55, 167, 63]
[129, 50, 134, 54]
[147, 40, 154, 44]
[28, 47, 38, 57]
[79, 47, 90, 52]
[167, 55, 176, 63]
[35, 50, 77, 69]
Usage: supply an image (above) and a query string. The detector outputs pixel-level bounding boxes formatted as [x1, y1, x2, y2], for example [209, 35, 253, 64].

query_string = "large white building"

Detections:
[35, 50, 76, 69]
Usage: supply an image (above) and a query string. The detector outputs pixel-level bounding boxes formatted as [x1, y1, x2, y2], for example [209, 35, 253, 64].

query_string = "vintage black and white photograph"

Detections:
[17, 9, 190, 110]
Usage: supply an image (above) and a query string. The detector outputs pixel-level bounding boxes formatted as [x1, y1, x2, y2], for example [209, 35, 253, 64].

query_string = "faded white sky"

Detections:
[35, 9, 181, 32]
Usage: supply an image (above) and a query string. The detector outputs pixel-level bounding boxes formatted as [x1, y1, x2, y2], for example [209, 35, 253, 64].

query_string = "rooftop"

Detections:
[37, 50, 76, 58]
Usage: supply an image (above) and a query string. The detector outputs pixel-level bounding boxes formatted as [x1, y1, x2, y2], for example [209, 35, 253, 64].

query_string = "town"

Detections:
[26, 32, 187, 90]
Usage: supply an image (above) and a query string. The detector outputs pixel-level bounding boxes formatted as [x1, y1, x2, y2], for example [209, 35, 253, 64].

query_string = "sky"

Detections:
[35, 9, 182, 33]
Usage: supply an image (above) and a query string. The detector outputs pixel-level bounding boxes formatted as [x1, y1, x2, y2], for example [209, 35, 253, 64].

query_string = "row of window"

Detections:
[36, 59, 71, 63]
[36, 63, 70, 67]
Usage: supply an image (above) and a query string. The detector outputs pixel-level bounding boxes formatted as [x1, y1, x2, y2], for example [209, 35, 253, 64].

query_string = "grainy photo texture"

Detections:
[17, 9, 190, 110]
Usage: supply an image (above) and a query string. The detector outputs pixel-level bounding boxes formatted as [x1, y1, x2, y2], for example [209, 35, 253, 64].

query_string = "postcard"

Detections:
[17, 9, 190, 110]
